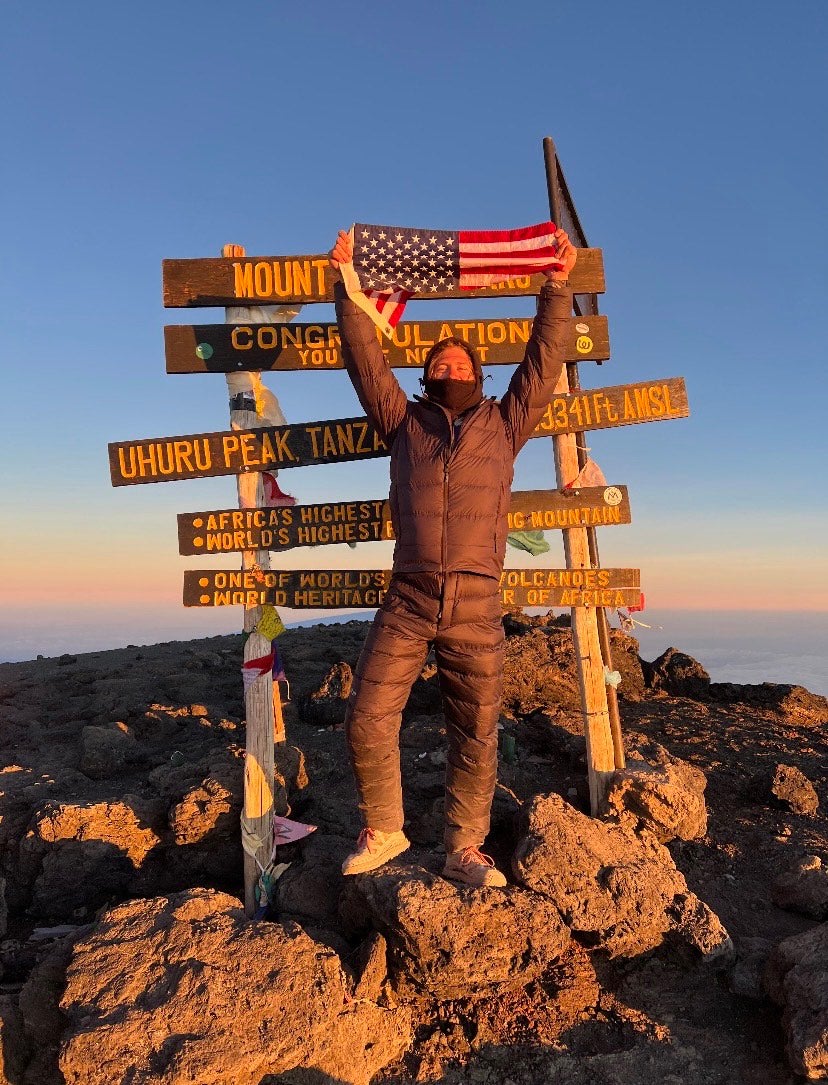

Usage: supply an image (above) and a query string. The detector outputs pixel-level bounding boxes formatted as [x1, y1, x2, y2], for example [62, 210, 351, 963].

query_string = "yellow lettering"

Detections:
[292, 260, 311, 296]
[117, 447, 137, 480]
[253, 261, 272, 298]
[231, 326, 253, 350]
[222, 435, 240, 467]
[233, 262, 254, 299]
[240, 433, 260, 467]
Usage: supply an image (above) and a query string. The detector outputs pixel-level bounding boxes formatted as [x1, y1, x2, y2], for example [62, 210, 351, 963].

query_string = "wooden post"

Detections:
[542, 139, 618, 812]
[223, 243, 276, 916]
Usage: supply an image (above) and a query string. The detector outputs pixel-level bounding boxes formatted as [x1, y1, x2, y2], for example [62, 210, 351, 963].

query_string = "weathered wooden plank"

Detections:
[177, 486, 631, 555]
[535, 378, 688, 435]
[183, 568, 641, 610]
[109, 378, 687, 487]
[162, 249, 605, 307]
[164, 315, 610, 373]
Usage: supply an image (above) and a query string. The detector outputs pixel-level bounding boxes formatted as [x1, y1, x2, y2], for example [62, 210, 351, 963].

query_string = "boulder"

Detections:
[608, 628, 646, 701]
[344, 864, 569, 999]
[764, 922, 828, 1081]
[513, 793, 731, 960]
[502, 627, 582, 715]
[78, 723, 144, 780]
[298, 662, 353, 728]
[606, 736, 708, 843]
[772, 855, 828, 919]
[644, 647, 711, 698]
[57, 889, 412, 1085]
[0, 992, 29, 1084]
[164, 753, 288, 886]
[351, 931, 388, 1002]
[729, 936, 773, 1000]
[751, 763, 819, 815]
[710, 681, 827, 724]
[275, 833, 352, 925]
[22, 798, 164, 921]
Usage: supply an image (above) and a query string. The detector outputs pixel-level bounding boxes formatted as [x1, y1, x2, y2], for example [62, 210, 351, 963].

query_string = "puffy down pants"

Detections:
[345, 571, 505, 853]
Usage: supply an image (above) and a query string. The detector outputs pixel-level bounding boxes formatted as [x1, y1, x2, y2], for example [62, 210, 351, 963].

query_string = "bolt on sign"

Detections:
[108, 380, 687, 487]
[182, 568, 642, 611]
[177, 487, 632, 555]
[162, 250, 606, 307]
[164, 314, 611, 373]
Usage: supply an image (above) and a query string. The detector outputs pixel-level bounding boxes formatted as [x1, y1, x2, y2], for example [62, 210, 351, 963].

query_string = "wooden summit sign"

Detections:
[109, 378, 688, 486]
[183, 567, 642, 610]
[177, 487, 632, 555]
[163, 250, 605, 307]
[164, 315, 610, 373]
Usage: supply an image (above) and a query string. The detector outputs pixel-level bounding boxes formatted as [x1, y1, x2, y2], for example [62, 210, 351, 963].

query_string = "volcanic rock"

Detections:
[57, 888, 412, 1085]
[78, 722, 144, 779]
[729, 936, 773, 1000]
[606, 736, 708, 843]
[298, 661, 353, 727]
[502, 627, 581, 715]
[764, 921, 828, 1081]
[710, 681, 828, 723]
[275, 832, 352, 925]
[772, 855, 828, 919]
[513, 792, 731, 960]
[22, 797, 164, 922]
[752, 763, 820, 815]
[608, 627, 647, 701]
[343, 863, 570, 999]
[351, 930, 389, 1002]
[644, 646, 711, 698]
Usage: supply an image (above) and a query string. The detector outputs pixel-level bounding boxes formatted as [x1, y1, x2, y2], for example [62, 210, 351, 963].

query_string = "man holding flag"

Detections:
[329, 221, 577, 887]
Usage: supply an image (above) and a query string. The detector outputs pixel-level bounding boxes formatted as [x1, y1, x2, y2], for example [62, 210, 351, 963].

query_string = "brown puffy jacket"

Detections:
[335, 281, 573, 580]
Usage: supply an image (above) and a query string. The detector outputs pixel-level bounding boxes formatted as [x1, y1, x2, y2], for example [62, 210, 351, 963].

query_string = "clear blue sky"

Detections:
[1, 1, 826, 659]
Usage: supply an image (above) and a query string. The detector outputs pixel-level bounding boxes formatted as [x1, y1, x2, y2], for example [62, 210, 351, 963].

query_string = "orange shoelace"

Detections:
[458, 846, 495, 867]
[357, 827, 379, 851]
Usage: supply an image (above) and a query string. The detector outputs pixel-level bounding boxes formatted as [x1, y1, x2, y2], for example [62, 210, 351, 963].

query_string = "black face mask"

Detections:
[424, 377, 483, 413]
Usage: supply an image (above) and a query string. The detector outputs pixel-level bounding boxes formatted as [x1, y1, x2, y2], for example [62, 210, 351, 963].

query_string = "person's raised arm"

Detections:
[499, 229, 578, 456]
[330, 229, 407, 445]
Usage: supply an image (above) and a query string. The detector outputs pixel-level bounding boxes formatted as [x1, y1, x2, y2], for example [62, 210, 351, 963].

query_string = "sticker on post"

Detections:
[603, 486, 623, 506]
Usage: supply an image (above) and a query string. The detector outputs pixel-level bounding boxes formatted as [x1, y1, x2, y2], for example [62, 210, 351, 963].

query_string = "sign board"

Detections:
[183, 567, 642, 610]
[177, 486, 632, 555]
[109, 379, 687, 487]
[164, 315, 611, 373]
[162, 250, 605, 307]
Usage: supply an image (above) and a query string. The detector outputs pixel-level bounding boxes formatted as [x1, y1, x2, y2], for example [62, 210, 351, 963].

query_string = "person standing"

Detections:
[329, 227, 577, 886]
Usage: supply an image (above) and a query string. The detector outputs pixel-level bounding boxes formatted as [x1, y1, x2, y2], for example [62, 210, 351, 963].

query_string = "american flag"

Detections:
[340, 221, 563, 337]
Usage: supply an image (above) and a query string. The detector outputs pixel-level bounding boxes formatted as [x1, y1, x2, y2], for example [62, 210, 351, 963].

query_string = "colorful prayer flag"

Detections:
[241, 650, 274, 691]
[256, 604, 286, 641]
[262, 472, 296, 507]
[340, 221, 564, 337]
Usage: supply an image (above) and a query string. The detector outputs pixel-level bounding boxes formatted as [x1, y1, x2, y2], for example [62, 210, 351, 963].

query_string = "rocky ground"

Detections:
[0, 614, 826, 1084]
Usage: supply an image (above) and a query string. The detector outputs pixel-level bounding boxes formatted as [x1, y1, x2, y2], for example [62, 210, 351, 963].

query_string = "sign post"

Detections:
[107, 142, 690, 912]
[222, 243, 278, 916]
[543, 137, 623, 813]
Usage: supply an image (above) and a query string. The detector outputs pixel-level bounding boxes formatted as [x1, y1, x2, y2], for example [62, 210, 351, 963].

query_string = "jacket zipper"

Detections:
[437, 409, 455, 624]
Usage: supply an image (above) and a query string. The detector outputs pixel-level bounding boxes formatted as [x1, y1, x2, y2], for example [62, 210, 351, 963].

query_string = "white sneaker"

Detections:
[443, 846, 507, 888]
[341, 827, 411, 875]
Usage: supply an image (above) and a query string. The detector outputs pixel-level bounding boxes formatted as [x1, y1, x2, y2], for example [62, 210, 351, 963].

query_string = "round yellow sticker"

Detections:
[576, 335, 593, 354]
